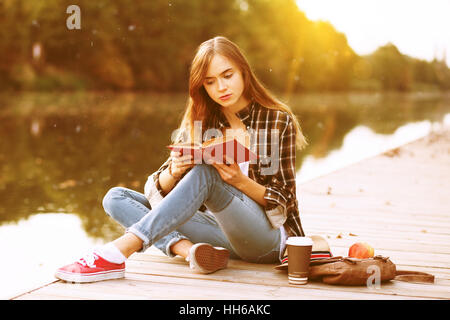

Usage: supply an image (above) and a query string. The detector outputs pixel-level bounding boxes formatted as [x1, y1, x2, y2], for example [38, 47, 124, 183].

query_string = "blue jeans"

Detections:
[102, 164, 281, 263]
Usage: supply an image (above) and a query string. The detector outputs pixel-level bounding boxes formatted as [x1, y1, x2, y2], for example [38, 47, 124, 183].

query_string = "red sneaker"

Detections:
[55, 251, 125, 283]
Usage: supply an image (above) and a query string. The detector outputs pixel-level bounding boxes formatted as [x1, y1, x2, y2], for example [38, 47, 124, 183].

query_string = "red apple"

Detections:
[348, 242, 375, 259]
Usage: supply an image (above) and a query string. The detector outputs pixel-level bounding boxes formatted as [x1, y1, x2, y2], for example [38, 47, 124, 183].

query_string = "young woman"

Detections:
[55, 36, 307, 283]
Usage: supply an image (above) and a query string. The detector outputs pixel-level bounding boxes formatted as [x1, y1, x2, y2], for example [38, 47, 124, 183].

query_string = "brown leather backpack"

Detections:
[308, 255, 434, 286]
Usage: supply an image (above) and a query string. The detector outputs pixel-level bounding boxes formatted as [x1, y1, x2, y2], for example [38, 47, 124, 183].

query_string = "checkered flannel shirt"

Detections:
[146, 102, 305, 237]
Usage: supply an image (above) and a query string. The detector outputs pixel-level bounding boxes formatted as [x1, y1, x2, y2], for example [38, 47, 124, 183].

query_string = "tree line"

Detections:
[0, 0, 449, 93]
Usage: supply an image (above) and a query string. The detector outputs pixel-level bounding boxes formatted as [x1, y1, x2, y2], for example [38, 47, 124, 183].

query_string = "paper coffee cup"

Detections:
[286, 237, 313, 285]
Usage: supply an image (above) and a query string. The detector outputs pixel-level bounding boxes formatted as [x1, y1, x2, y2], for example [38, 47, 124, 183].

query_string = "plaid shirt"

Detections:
[146, 102, 305, 237]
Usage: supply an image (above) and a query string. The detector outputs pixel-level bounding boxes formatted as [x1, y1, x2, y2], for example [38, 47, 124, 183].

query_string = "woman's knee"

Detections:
[102, 186, 127, 216]
[188, 164, 220, 181]
[190, 163, 215, 174]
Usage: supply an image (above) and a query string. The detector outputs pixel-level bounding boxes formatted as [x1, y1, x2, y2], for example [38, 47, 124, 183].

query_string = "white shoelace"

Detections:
[77, 252, 99, 268]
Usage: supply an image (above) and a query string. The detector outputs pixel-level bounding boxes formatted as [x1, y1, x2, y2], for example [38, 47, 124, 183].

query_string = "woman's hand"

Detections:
[210, 156, 245, 188]
[169, 151, 195, 180]
[211, 157, 268, 207]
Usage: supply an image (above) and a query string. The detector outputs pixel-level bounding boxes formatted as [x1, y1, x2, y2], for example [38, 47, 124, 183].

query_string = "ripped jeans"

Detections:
[102, 164, 281, 263]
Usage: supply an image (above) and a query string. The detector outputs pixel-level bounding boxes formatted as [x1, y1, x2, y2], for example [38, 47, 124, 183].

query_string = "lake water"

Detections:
[1, 91, 449, 298]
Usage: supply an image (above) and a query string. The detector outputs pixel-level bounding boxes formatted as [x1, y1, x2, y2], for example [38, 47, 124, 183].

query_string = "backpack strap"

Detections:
[394, 270, 435, 283]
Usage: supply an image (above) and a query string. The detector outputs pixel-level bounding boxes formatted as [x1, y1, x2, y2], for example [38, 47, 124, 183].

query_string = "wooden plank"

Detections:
[7, 279, 59, 300]
[131, 252, 450, 280]
[317, 246, 449, 269]
[129, 247, 448, 270]
[300, 217, 450, 235]
[302, 228, 450, 245]
[125, 273, 423, 300]
[130, 252, 449, 276]
[124, 254, 450, 299]
[393, 265, 450, 280]
[302, 212, 450, 227]
[15, 281, 147, 300]
[15, 292, 82, 300]
[17, 274, 421, 300]
[305, 235, 450, 255]
[131, 250, 450, 282]
[301, 211, 450, 229]
[302, 226, 450, 242]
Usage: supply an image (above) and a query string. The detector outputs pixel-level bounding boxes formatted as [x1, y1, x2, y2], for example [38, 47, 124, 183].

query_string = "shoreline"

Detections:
[298, 117, 450, 185]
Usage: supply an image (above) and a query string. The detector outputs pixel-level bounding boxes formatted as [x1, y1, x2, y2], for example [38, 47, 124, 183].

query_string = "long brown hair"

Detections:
[177, 36, 307, 150]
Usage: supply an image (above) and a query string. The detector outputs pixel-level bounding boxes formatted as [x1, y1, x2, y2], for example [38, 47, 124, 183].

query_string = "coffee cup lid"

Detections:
[286, 236, 313, 246]
[275, 235, 333, 271]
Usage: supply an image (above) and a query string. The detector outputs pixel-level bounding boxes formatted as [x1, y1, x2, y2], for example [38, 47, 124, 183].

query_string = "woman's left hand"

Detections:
[210, 157, 245, 188]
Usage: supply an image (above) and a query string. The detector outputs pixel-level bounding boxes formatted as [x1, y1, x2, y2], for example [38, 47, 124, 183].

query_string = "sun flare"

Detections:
[296, 0, 450, 66]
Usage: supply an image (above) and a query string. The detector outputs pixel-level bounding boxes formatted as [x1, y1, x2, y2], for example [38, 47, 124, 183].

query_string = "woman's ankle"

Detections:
[112, 233, 144, 258]
[170, 239, 194, 259]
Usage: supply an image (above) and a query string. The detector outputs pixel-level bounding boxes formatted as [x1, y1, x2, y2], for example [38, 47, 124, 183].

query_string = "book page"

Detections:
[202, 135, 234, 147]
[202, 129, 249, 148]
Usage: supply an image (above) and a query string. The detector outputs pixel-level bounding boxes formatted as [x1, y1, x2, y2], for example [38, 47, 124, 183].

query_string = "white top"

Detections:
[238, 161, 250, 176]
[286, 236, 313, 246]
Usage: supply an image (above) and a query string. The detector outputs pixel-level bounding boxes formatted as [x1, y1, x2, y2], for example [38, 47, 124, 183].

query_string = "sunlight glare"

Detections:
[296, 0, 450, 66]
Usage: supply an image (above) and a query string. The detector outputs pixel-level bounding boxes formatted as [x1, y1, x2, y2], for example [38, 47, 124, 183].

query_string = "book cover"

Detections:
[167, 134, 258, 164]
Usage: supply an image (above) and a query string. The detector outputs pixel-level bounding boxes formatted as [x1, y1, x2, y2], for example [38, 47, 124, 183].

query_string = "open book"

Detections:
[167, 134, 258, 164]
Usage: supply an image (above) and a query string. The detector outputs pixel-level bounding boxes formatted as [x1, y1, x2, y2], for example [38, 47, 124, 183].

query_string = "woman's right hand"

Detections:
[169, 151, 195, 180]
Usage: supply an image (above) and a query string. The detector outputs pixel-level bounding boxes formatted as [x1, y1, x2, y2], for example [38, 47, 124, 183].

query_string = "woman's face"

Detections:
[203, 54, 249, 112]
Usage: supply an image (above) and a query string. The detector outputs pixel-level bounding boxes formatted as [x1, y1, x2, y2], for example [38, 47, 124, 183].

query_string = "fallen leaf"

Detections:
[349, 233, 357, 236]
[383, 147, 401, 157]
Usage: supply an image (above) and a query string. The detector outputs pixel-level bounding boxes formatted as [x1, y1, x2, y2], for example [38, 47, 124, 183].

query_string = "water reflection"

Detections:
[297, 120, 441, 184]
[0, 213, 103, 299]
[0, 91, 449, 242]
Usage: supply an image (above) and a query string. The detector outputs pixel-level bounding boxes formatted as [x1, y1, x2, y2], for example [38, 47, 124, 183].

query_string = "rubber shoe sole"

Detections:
[54, 269, 125, 283]
[189, 243, 229, 274]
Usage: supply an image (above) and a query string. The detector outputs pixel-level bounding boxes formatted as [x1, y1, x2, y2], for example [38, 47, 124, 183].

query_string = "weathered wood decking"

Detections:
[11, 127, 450, 300]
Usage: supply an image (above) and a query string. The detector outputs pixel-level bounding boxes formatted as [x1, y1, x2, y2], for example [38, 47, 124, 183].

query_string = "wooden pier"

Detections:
[11, 127, 450, 300]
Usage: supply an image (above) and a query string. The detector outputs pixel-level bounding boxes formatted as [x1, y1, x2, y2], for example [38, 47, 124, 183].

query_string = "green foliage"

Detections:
[0, 0, 448, 92]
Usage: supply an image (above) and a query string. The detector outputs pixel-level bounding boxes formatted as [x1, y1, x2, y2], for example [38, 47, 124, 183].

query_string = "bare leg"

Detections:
[112, 233, 194, 260]
[112, 233, 144, 258]
[170, 239, 194, 259]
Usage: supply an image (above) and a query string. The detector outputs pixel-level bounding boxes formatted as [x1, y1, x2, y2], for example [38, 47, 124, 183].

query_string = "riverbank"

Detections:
[10, 124, 450, 300]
